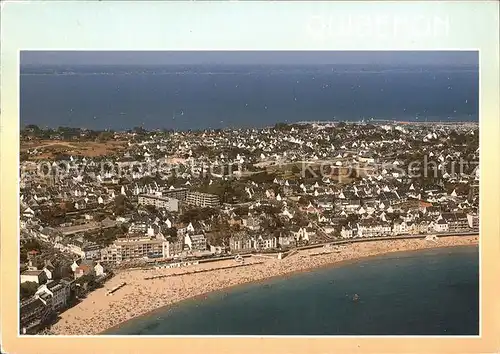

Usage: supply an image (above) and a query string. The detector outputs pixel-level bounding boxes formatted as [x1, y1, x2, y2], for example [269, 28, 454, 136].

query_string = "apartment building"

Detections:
[138, 194, 179, 212]
[35, 280, 71, 311]
[441, 212, 469, 232]
[100, 243, 121, 263]
[114, 236, 165, 260]
[184, 233, 207, 252]
[229, 232, 254, 253]
[162, 238, 184, 258]
[162, 187, 188, 201]
[20, 297, 52, 334]
[186, 192, 220, 208]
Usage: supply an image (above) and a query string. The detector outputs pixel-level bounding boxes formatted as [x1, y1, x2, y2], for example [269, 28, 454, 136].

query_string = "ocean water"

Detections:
[106, 246, 479, 335]
[20, 64, 478, 131]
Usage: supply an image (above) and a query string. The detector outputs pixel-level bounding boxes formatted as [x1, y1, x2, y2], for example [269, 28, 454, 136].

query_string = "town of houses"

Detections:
[19, 121, 479, 333]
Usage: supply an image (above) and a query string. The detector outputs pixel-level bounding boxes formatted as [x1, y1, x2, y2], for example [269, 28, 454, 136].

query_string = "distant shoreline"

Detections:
[44, 235, 478, 336]
[20, 118, 479, 134]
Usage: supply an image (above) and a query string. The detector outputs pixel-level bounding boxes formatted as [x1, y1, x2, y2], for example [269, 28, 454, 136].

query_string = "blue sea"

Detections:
[20, 64, 478, 131]
[106, 246, 479, 335]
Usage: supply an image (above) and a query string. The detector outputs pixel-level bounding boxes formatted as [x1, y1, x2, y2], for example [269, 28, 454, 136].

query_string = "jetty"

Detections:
[106, 282, 126, 296]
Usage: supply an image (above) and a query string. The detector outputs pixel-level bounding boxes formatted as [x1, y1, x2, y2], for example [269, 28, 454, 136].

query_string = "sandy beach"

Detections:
[48, 235, 478, 335]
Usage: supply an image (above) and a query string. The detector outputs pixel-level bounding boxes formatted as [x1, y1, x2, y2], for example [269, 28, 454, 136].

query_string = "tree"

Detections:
[64, 201, 76, 212]
[20, 281, 39, 299]
[75, 273, 97, 289]
[114, 194, 127, 215]
[93, 213, 106, 222]
[133, 126, 147, 135]
[233, 206, 249, 216]
[97, 131, 113, 142]
[187, 207, 217, 221]
[206, 229, 230, 247]
[165, 227, 178, 241]
[24, 124, 41, 133]
[23, 239, 41, 253]
[274, 122, 290, 131]
[248, 171, 276, 184]
[347, 214, 359, 223]
[298, 196, 311, 206]
[101, 228, 119, 245]
[296, 216, 309, 227]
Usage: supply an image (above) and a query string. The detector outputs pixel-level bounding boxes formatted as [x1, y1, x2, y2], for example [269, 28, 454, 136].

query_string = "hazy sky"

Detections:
[21, 51, 478, 66]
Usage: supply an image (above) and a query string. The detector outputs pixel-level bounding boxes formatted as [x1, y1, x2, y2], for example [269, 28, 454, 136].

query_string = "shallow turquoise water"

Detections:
[107, 246, 479, 335]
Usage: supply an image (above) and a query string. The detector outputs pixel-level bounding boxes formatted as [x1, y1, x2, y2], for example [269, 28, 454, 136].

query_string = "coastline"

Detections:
[47, 235, 478, 336]
[103, 243, 478, 335]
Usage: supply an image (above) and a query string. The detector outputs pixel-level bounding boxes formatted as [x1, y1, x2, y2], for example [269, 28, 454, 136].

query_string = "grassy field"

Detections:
[21, 140, 129, 159]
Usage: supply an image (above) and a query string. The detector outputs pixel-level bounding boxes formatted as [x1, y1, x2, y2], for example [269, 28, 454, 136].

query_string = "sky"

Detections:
[20, 51, 478, 66]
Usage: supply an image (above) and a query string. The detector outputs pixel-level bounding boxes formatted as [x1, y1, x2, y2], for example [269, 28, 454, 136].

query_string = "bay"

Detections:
[106, 246, 479, 336]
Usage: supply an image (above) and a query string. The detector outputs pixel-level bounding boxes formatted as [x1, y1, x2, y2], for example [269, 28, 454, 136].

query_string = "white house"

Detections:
[42, 265, 55, 281]
[184, 233, 207, 251]
[434, 218, 449, 233]
[340, 226, 354, 239]
[358, 222, 392, 238]
[292, 227, 315, 242]
[94, 262, 105, 277]
[254, 235, 277, 250]
[23, 207, 35, 218]
[392, 221, 409, 235]
[20, 270, 47, 284]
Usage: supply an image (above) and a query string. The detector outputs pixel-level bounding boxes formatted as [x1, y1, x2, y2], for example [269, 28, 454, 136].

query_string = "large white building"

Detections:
[162, 188, 188, 201]
[186, 192, 220, 208]
[20, 270, 47, 284]
[114, 236, 165, 260]
[138, 194, 179, 212]
[184, 234, 207, 251]
[101, 235, 185, 262]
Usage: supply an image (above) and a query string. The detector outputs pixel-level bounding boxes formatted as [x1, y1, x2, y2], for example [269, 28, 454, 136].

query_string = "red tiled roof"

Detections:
[76, 265, 91, 273]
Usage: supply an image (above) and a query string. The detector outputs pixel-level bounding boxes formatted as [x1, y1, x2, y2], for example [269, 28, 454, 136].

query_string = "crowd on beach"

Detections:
[49, 235, 478, 335]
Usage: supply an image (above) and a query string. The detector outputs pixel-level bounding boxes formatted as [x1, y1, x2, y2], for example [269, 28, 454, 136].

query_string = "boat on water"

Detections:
[352, 294, 360, 302]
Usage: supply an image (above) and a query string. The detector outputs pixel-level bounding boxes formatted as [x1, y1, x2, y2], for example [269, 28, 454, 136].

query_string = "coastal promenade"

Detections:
[293, 231, 479, 251]
[48, 234, 478, 335]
